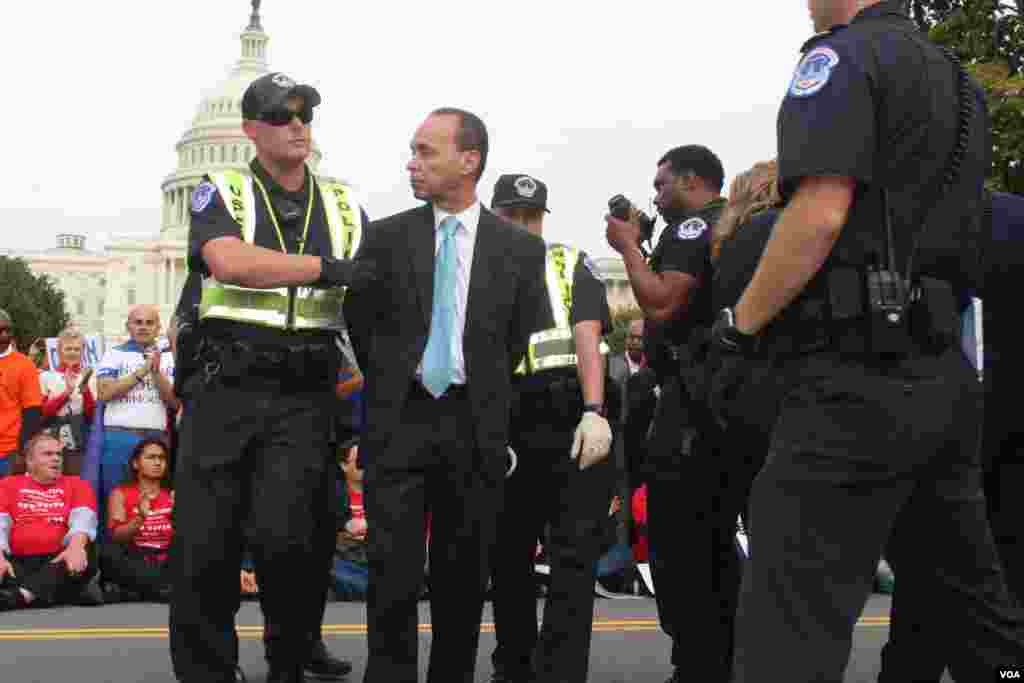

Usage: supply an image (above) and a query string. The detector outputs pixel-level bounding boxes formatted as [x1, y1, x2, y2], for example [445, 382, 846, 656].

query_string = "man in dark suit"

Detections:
[343, 107, 551, 683]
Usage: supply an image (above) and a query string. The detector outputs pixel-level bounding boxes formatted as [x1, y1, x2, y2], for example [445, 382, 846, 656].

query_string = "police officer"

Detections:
[877, 189, 1024, 682]
[168, 71, 374, 683]
[488, 174, 614, 683]
[606, 146, 735, 683]
[707, 1, 1024, 679]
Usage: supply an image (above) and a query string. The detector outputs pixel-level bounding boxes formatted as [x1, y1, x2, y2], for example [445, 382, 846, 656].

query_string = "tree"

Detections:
[912, 0, 1024, 193]
[0, 256, 70, 353]
[606, 305, 643, 354]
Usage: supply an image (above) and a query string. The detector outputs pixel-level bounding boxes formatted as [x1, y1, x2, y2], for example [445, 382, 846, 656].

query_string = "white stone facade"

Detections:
[20, 4, 334, 342]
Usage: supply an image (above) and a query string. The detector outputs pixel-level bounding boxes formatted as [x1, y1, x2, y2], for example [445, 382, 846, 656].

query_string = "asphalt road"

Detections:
[0, 593, 957, 683]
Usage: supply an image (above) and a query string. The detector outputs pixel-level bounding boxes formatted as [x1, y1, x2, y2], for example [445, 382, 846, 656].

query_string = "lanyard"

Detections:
[252, 175, 315, 255]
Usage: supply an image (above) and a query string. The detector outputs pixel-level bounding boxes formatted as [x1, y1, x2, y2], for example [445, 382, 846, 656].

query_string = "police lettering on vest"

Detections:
[192, 170, 363, 332]
[516, 244, 610, 375]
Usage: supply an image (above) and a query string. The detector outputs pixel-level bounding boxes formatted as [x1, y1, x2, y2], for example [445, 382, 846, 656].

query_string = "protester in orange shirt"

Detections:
[0, 310, 43, 477]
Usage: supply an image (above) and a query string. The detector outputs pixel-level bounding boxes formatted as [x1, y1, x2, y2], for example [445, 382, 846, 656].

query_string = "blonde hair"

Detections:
[712, 160, 781, 260]
[56, 327, 85, 354]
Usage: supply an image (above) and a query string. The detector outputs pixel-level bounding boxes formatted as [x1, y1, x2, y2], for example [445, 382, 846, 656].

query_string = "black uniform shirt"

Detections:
[644, 198, 725, 367]
[713, 208, 780, 312]
[568, 250, 612, 333]
[777, 0, 985, 288]
[183, 159, 369, 346]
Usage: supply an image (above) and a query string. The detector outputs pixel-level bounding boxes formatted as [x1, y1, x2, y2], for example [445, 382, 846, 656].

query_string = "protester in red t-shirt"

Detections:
[101, 437, 174, 602]
[0, 432, 98, 609]
[631, 484, 649, 563]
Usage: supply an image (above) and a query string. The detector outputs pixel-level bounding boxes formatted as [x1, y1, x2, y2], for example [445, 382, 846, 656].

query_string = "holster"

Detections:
[762, 268, 960, 358]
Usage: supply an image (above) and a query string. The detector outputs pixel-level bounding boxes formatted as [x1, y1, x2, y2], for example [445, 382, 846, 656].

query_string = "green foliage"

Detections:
[914, 0, 1024, 193]
[606, 305, 643, 354]
[0, 256, 71, 353]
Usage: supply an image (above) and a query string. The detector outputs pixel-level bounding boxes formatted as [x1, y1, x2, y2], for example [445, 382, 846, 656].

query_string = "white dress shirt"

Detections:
[416, 201, 481, 386]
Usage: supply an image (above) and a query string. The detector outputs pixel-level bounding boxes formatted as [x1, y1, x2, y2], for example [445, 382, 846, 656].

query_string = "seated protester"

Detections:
[101, 437, 174, 602]
[0, 432, 99, 610]
[631, 484, 649, 564]
[332, 440, 367, 601]
[39, 328, 97, 476]
[596, 496, 636, 594]
[240, 560, 259, 598]
[94, 305, 175, 535]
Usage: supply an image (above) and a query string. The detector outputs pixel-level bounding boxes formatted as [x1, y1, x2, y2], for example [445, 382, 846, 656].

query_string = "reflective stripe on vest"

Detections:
[516, 244, 610, 375]
[197, 171, 363, 331]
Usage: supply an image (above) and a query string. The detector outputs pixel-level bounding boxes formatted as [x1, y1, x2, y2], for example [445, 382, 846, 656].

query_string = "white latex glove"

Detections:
[570, 412, 612, 471]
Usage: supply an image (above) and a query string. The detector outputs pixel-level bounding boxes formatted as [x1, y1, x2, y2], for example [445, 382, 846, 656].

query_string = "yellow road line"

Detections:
[0, 617, 892, 641]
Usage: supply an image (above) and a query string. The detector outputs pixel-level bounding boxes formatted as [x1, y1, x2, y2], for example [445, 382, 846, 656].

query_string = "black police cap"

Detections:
[242, 72, 322, 120]
[491, 174, 551, 213]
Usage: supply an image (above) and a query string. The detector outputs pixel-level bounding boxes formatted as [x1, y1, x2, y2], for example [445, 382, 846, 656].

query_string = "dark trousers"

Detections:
[490, 402, 614, 683]
[644, 377, 753, 681]
[733, 348, 1024, 683]
[879, 364, 1024, 682]
[1, 545, 99, 605]
[363, 384, 502, 683]
[263, 459, 340, 659]
[168, 377, 334, 683]
[99, 543, 171, 599]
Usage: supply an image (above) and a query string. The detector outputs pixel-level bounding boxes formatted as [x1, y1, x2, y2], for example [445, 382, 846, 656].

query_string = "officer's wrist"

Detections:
[583, 403, 606, 417]
[713, 308, 759, 355]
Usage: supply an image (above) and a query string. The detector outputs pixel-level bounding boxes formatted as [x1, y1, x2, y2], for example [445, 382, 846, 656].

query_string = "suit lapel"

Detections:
[466, 208, 496, 332]
[409, 204, 435, 328]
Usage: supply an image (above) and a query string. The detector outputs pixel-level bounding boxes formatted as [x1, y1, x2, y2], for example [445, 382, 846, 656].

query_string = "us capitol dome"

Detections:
[19, 1, 343, 342]
[160, 1, 330, 244]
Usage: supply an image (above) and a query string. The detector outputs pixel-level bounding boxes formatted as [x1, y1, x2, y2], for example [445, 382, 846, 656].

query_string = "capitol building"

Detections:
[16, 3, 635, 341]
[15, 3, 342, 341]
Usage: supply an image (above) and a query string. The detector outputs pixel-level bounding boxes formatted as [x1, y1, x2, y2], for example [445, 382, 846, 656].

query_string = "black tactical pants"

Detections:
[732, 348, 1024, 683]
[168, 374, 334, 683]
[262, 457, 340, 663]
[644, 376, 754, 682]
[878, 352, 1024, 682]
[490, 385, 615, 683]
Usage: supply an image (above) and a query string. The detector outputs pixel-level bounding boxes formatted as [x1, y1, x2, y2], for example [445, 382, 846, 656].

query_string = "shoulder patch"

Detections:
[677, 218, 708, 240]
[788, 46, 840, 98]
[582, 254, 603, 281]
[191, 182, 217, 213]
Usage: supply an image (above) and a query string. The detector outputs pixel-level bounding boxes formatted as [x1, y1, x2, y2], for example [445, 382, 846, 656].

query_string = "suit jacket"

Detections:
[607, 353, 631, 426]
[344, 203, 551, 480]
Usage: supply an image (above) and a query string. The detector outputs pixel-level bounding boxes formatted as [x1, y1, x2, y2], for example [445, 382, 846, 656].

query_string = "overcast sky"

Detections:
[1, 1, 815, 260]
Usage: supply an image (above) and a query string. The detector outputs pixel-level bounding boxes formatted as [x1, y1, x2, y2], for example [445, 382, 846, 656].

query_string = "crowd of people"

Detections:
[0, 301, 657, 610]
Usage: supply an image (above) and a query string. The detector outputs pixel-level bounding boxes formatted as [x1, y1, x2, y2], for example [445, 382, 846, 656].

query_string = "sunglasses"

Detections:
[259, 107, 314, 126]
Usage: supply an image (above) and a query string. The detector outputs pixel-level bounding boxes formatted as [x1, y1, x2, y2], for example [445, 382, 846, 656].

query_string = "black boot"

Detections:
[304, 639, 352, 680]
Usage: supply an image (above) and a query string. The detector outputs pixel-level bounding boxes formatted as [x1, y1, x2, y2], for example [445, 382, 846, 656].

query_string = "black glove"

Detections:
[706, 308, 759, 430]
[316, 256, 377, 289]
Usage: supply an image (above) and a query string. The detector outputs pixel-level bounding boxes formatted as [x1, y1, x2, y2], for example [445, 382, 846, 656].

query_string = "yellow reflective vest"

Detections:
[195, 169, 363, 332]
[516, 244, 610, 375]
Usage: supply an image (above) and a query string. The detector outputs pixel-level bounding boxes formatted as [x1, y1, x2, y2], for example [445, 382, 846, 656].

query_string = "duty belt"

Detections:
[197, 338, 336, 383]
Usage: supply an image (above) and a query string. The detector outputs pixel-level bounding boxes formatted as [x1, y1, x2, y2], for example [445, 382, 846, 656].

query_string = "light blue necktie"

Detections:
[421, 216, 460, 398]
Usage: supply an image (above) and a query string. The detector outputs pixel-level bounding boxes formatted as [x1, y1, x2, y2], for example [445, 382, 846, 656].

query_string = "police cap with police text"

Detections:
[242, 72, 322, 120]
[491, 174, 551, 213]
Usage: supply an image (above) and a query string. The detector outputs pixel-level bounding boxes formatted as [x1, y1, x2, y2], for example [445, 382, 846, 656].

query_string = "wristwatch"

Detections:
[712, 308, 759, 355]
[583, 403, 606, 417]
